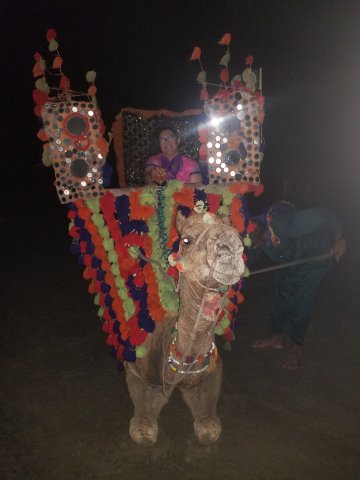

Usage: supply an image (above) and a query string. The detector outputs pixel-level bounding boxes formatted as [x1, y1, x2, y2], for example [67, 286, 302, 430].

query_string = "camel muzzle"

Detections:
[207, 233, 245, 285]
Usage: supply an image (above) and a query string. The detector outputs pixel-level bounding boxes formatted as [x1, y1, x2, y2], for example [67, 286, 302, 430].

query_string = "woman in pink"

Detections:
[144, 127, 202, 185]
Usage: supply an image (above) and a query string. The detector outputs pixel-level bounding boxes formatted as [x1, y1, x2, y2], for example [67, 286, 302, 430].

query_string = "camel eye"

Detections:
[182, 237, 191, 245]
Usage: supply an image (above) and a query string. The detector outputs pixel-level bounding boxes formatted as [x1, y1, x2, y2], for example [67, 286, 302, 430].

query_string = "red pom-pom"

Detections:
[32, 89, 48, 107]
[167, 266, 179, 281]
[245, 55, 254, 66]
[87, 85, 97, 95]
[68, 226, 80, 239]
[46, 29, 57, 42]
[133, 273, 145, 288]
[220, 68, 229, 83]
[246, 220, 257, 234]
[116, 346, 124, 361]
[224, 327, 235, 342]
[34, 105, 41, 117]
[34, 52, 42, 61]
[207, 193, 221, 213]
[59, 74, 70, 92]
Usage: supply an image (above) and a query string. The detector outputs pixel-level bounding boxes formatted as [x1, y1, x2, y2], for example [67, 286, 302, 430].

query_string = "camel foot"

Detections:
[253, 334, 284, 350]
[129, 415, 158, 446]
[194, 416, 222, 445]
[283, 345, 301, 370]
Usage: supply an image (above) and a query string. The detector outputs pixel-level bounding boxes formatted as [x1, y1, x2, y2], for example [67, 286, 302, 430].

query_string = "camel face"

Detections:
[176, 211, 245, 286]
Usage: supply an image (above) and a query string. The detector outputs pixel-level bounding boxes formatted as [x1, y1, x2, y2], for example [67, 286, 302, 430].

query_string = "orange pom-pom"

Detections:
[190, 46, 201, 60]
[32, 62, 45, 78]
[52, 56, 63, 69]
[37, 129, 48, 142]
[218, 33, 231, 46]
[96, 137, 109, 158]
[88, 85, 97, 95]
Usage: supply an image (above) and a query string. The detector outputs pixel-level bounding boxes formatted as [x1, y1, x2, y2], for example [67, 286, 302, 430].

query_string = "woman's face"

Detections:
[159, 129, 179, 159]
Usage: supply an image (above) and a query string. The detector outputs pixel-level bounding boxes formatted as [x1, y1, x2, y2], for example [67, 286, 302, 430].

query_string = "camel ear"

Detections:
[219, 215, 230, 226]
[175, 210, 188, 233]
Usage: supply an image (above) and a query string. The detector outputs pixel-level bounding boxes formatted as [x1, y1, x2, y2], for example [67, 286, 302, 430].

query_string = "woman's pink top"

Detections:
[146, 154, 201, 183]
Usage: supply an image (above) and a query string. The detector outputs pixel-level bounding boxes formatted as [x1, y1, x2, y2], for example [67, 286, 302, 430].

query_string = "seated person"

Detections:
[144, 127, 202, 185]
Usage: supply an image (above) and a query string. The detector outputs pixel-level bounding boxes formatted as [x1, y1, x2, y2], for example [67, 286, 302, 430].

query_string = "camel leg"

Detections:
[126, 368, 171, 446]
[180, 364, 223, 445]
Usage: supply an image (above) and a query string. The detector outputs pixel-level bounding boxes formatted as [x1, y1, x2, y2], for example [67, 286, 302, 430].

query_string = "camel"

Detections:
[125, 209, 245, 446]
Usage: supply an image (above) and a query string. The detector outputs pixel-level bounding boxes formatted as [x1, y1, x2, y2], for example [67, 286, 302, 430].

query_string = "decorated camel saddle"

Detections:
[33, 31, 265, 445]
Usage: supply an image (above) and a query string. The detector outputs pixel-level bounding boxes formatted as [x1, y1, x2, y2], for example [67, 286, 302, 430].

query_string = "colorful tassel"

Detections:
[220, 68, 229, 83]
[218, 33, 231, 46]
[190, 46, 201, 60]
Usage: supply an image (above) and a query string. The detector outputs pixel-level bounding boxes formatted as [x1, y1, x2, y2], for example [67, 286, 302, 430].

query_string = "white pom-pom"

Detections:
[85, 70, 97, 83]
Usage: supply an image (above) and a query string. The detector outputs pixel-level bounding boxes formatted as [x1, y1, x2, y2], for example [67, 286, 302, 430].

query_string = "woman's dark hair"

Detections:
[157, 126, 179, 140]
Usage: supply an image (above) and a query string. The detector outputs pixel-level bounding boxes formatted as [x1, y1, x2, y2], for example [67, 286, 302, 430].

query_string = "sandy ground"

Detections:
[1, 191, 359, 480]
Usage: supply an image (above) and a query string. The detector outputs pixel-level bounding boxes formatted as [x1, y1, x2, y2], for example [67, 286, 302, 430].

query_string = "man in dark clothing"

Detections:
[247, 201, 346, 369]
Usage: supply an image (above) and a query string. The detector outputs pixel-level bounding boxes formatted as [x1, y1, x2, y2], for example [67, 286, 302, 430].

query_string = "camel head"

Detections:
[175, 211, 245, 287]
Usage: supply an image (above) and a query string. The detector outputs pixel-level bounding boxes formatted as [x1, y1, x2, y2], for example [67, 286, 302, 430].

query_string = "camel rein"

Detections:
[249, 251, 333, 276]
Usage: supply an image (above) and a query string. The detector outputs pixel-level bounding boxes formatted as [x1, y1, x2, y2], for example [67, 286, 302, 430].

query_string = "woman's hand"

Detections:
[151, 167, 167, 185]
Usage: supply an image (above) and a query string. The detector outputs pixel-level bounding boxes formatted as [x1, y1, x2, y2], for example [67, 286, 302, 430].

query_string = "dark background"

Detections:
[1, 3, 360, 477]
[3, 0, 360, 230]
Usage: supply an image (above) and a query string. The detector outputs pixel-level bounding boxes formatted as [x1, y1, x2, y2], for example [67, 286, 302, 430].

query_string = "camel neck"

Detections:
[175, 280, 216, 357]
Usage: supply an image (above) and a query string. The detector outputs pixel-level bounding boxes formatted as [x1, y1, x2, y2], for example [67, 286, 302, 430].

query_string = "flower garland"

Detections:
[68, 181, 261, 362]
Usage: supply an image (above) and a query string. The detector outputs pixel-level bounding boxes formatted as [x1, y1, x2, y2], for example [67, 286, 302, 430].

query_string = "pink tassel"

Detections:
[245, 55, 254, 66]
[220, 68, 229, 83]
[200, 88, 209, 100]
[218, 33, 231, 46]
[190, 46, 201, 60]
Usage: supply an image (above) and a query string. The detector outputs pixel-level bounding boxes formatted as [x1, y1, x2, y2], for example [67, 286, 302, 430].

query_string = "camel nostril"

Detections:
[215, 245, 233, 262]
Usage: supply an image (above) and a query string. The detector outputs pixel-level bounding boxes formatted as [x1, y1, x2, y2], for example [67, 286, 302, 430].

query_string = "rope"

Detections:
[250, 251, 332, 276]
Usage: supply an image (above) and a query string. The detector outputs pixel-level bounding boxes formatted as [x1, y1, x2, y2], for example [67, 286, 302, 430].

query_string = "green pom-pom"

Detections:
[85, 70, 97, 83]
[86, 198, 100, 213]
[99, 225, 110, 238]
[220, 316, 231, 329]
[110, 264, 120, 277]
[115, 278, 125, 289]
[217, 206, 229, 217]
[94, 294, 100, 305]
[103, 238, 114, 251]
[135, 345, 147, 358]
[214, 324, 225, 336]
[35, 77, 50, 94]
[140, 190, 157, 206]
[97, 306, 104, 317]
[91, 213, 105, 227]
[242, 266, 250, 278]
[48, 39, 59, 52]
[123, 297, 136, 319]
[108, 250, 117, 263]
[128, 245, 139, 258]
[243, 234, 252, 247]
[222, 190, 235, 206]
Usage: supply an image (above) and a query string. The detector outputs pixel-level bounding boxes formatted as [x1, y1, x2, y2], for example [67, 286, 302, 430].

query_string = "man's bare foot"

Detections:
[283, 344, 301, 369]
[252, 334, 284, 350]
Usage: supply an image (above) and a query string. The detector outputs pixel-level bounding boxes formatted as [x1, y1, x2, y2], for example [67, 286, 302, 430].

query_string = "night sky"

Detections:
[3, 0, 360, 231]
